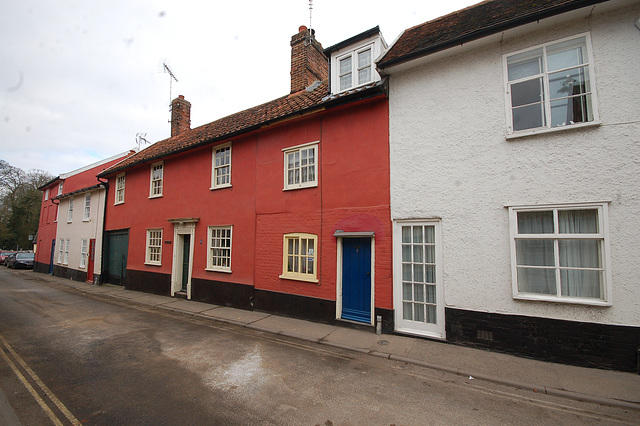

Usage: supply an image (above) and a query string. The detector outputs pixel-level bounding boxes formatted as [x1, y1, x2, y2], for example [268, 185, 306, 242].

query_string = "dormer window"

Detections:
[326, 27, 387, 95]
[338, 45, 374, 91]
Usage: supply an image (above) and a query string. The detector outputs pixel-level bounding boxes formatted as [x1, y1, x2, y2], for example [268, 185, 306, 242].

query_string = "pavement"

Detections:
[19, 271, 640, 412]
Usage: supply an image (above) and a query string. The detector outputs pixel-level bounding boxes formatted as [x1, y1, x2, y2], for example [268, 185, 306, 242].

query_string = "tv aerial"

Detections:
[136, 132, 149, 151]
[161, 60, 178, 106]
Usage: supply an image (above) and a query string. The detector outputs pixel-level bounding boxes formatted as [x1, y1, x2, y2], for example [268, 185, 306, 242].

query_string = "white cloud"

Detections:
[0, 0, 477, 175]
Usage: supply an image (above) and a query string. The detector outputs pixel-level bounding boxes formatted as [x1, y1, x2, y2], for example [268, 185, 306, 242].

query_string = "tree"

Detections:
[0, 160, 54, 250]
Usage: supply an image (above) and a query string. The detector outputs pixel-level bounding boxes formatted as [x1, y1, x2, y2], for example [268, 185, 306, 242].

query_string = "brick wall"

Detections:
[171, 95, 191, 137]
[290, 26, 328, 94]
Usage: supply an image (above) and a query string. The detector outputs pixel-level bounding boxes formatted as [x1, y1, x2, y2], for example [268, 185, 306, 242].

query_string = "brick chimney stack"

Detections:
[171, 95, 191, 137]
[290, 26, 328, 94]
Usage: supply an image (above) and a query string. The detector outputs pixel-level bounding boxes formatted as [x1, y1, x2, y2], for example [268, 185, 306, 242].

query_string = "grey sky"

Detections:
[1, 0, 476, 176]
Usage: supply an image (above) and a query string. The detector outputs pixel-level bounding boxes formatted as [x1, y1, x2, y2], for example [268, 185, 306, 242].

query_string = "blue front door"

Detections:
[341, 238, 372, 323]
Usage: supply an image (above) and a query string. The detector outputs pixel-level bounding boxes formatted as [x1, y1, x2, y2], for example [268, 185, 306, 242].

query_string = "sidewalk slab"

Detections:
[320, 327, 381, 351]
[247, 315, 335, 342]
[124, 293, 173, 306]
[161, 300, 218, 314]
[200, 306, 271, 325]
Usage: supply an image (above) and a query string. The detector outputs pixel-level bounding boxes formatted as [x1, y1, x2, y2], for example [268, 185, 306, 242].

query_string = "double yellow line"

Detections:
[0, 334, 81, 426]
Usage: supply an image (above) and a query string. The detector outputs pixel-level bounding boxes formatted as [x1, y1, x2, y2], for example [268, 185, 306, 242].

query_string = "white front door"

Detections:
[393, 220, 445, 339]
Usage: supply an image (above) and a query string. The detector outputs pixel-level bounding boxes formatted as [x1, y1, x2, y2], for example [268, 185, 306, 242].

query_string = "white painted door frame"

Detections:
[169, 219, 198, 299]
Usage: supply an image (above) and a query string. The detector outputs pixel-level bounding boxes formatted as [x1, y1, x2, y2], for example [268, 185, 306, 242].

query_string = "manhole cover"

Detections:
[377, 340, 390, 346]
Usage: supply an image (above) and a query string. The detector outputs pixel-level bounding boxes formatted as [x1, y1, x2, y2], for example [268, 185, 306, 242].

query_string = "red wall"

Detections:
[103, 95, 391, 309]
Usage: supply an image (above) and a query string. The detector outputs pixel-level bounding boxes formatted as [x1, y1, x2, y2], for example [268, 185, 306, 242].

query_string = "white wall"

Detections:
[388, 1, 640, 326]
[55, 188, 106, 277]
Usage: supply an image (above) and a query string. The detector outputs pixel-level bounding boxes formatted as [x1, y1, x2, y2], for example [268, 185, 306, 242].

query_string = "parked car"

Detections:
[3, 252, 16, 266]
[1, 251, 16, 265]
[8, 252, 34, 269]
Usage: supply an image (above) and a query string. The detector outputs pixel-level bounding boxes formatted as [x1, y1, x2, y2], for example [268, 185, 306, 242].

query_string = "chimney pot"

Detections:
[299, 25, 307, 33]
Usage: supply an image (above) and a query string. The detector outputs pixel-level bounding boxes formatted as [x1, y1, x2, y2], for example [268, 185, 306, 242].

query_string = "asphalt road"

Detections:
[0, 268, 637, 425]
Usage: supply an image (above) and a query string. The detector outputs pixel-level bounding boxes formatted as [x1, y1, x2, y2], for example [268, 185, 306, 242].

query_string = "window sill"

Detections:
[205, 267, 232, 273]
[148, 194, 163, 199]
[279, 274, 319, 284]
[210, 184, 232, 191]
[144, 262, 162, 267]
[114, 202, 124, 206]
[514, 293, 611, 307]
[283, 183, 318, 191]
[506, 120, 601, 140]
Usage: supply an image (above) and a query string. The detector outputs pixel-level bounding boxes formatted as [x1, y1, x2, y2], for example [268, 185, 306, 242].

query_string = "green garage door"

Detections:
[105, 230, 128, 285]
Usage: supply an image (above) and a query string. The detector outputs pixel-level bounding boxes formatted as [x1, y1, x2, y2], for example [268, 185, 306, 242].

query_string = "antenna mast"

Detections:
[309, 0, 313, 31]
[162, 61, 178, 105]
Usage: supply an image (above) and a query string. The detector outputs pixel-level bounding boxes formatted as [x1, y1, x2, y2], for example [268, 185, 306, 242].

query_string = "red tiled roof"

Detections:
[99, 81, 331, 176]
[378, 0, 609, 69]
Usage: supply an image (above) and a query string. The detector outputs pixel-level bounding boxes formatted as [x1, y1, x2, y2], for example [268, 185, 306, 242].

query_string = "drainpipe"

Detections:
[96, 176, 109, 285]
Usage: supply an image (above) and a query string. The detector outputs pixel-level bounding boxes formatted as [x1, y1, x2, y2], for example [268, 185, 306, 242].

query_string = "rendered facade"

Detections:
[378, 0, 640, 371]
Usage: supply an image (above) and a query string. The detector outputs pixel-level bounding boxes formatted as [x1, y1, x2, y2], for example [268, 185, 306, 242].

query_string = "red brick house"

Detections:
[97, 26, 394, 329]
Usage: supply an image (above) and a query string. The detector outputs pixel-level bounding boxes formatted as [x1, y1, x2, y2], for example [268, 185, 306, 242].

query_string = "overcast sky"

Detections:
[1, 0, 477, 176]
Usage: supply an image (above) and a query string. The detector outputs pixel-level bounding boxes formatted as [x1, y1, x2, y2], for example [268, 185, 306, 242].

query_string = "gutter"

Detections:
[377, 0, 609, 70]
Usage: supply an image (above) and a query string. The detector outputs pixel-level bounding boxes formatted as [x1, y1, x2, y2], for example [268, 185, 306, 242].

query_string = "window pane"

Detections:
[402, 245, 411, 262]
[402, 226, 412, 243]
[512, 103, 545, 131]
[559, 239, 601, 268]
[403, 302, 413, 320]
[560, 269, 602, 298]
[414, 284, 424, 303]
[425, 245, 435, 263]
[413, 264, 424, 283]
[412, 226, 423, 243]
[413, 245, 423, 263]
[425, 304, 437, 324]
[425, 284, 436, 304]
[425, 265, 436, 284]
[546, 38, 586, 72]
[402, 282, 412, 301]
[507, 50, 542, 80]
[517, 211, 554, 234]
[402, 264, 412, 281]
[358, 49, 371, 68]
[549, 67, 589, 100]
[340, 56, 352, 74]
[340, 74, 352, 91]
[516, 239, 555, 266]
[511, 78, 544, 107]
[414, 304, 425, 322]
[558, 209, 598, 233]
[425, 226, 435, 243]
[517, 267, 556, 295]
[358, 67, 371, 84]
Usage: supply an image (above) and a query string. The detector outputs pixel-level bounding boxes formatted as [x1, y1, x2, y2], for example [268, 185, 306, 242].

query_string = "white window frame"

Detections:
[67, 197, 74, 223]
[211, 143, 232, 190]
[508, 202, 612, 306]
[44, 188, 49, 201]
[149, 162, 163, 198]
[145, 229, 163, 266]
[63, 239, 70, 265]
[336, 43, 375, 93]
[280, 233, 318, 283]
[115, 173, 125, 205]
[503, 33, 599, 138]
[79, 239, 88, 268]
[83, 193, 91, 221]
[283, 142, 318, 190]
[57, 239, 64, 264]
[58, 182, 63, 195]
[206, 226, 232, 272]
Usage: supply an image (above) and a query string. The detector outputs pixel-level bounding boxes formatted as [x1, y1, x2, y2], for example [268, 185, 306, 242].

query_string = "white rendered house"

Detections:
[378, 0, 640, 371]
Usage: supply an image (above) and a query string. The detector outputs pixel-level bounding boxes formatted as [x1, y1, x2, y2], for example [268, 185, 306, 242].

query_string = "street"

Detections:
[0, 268, 637, 425]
